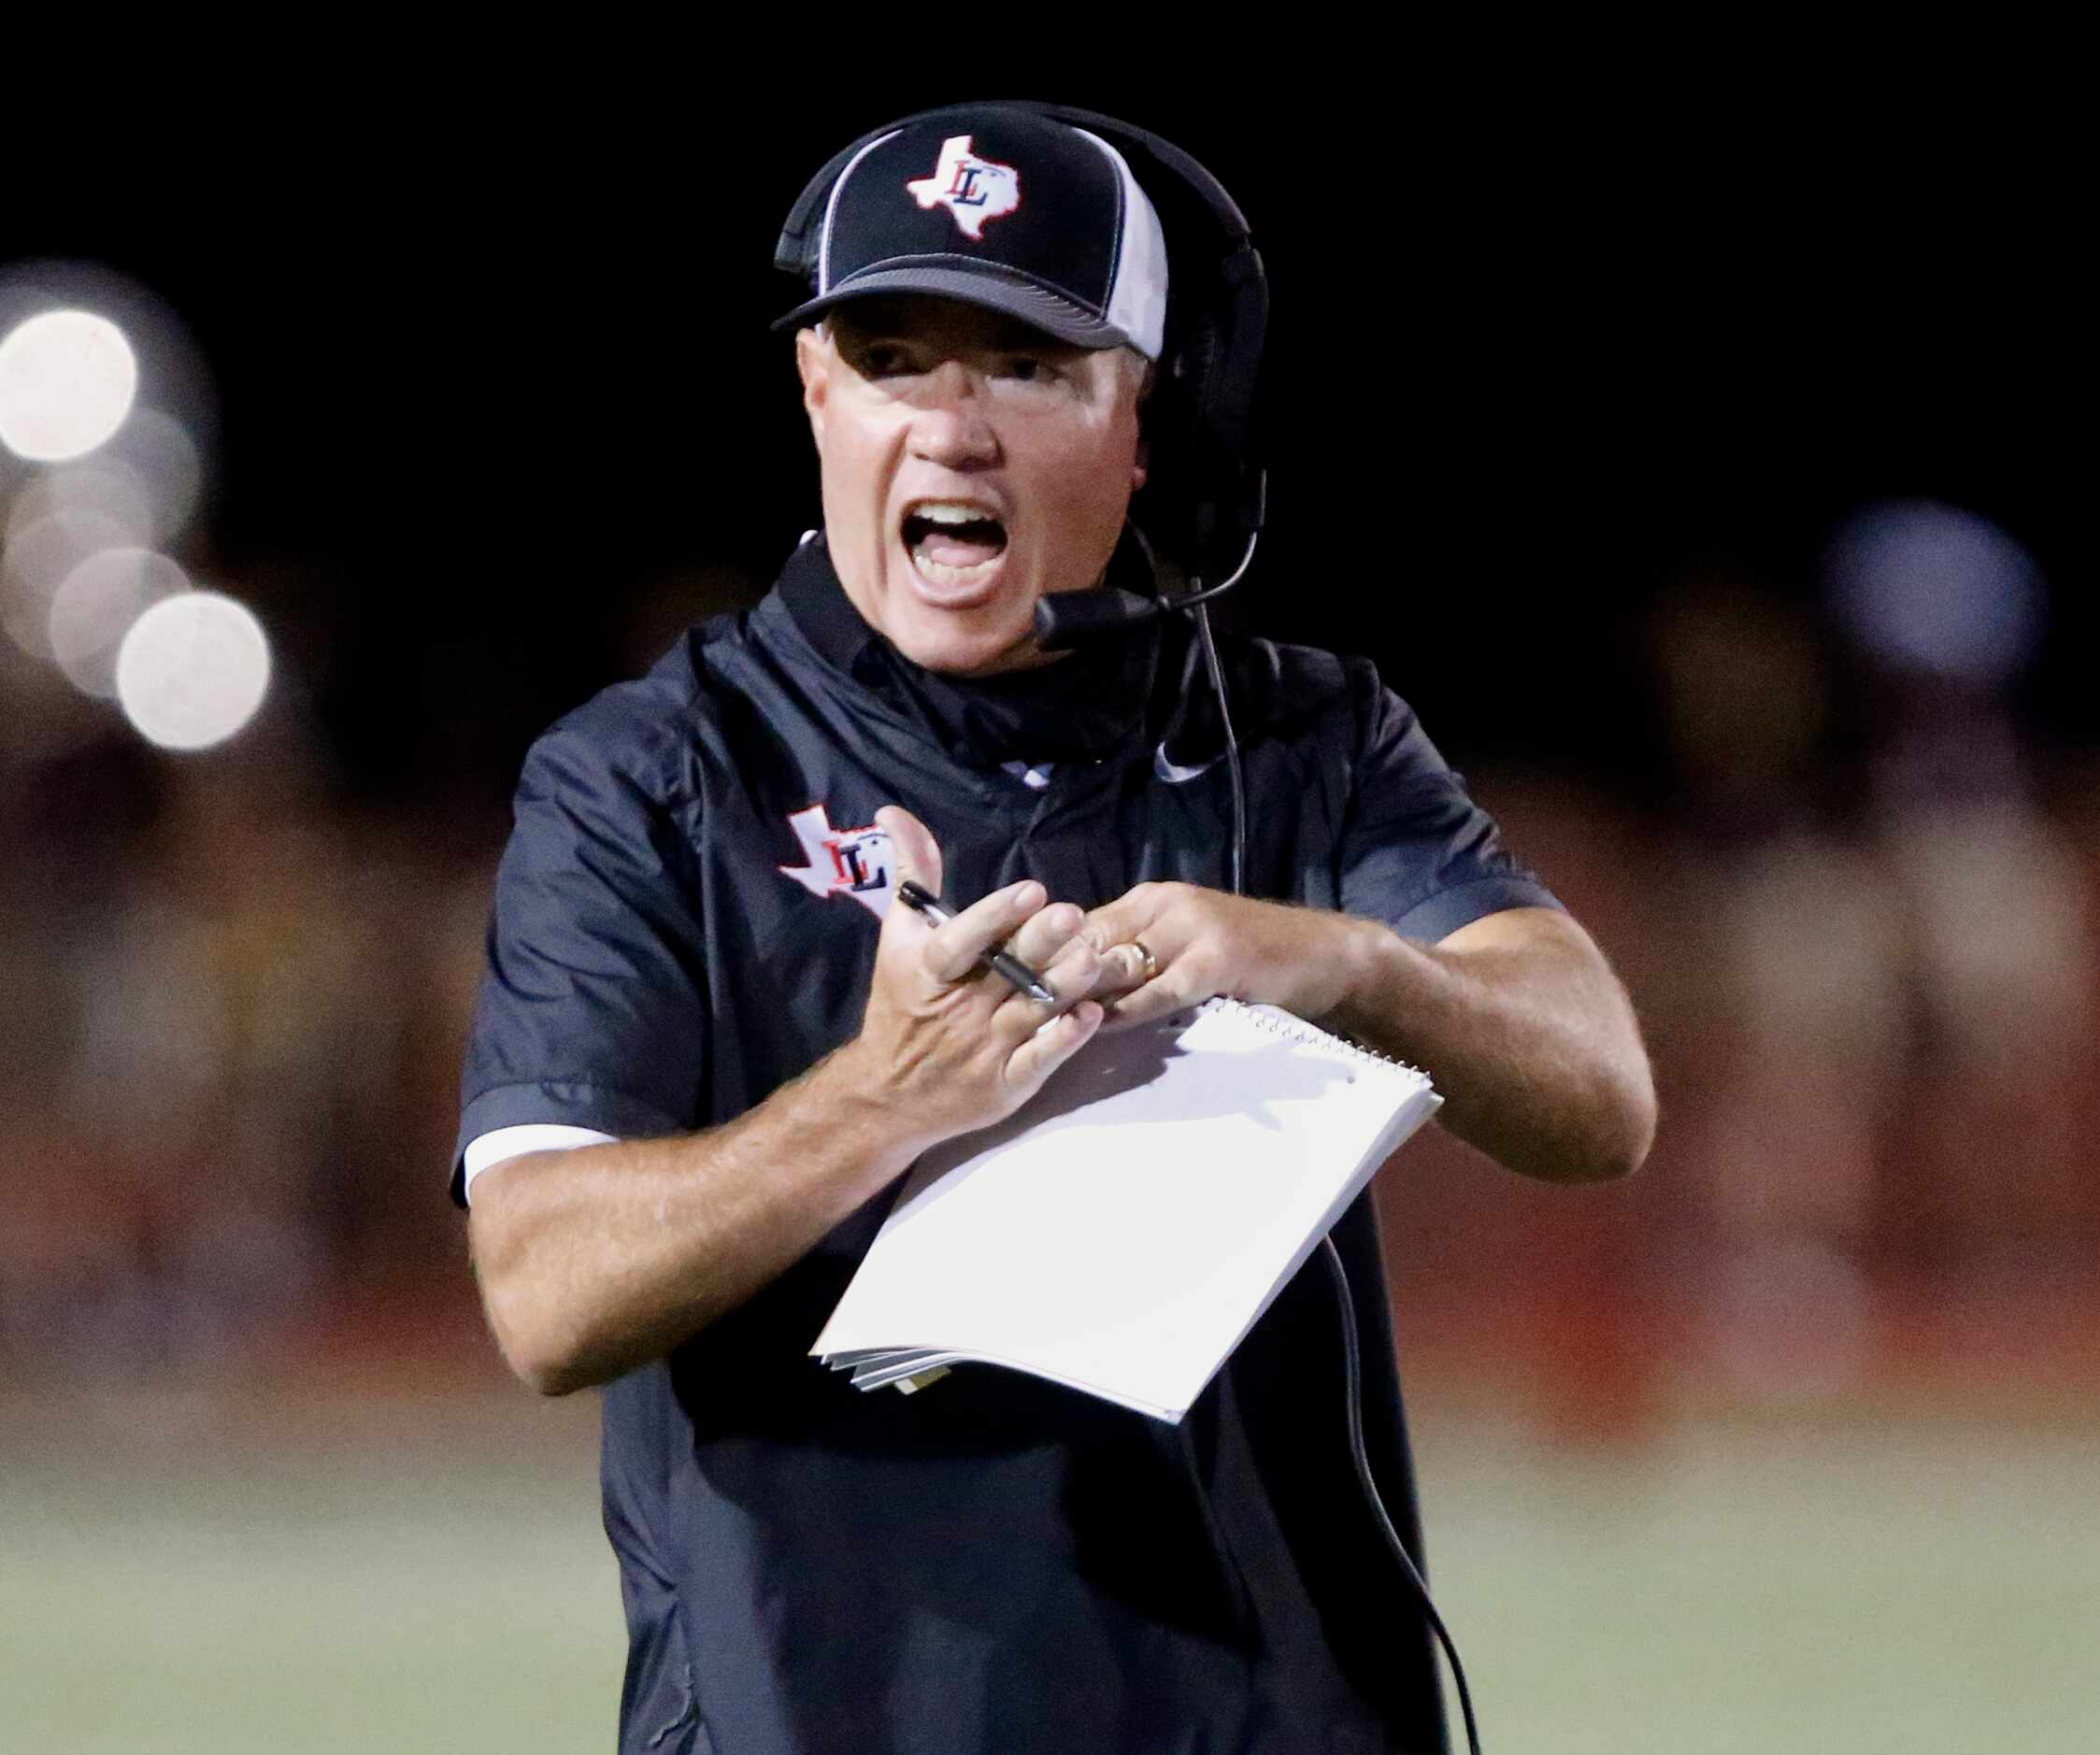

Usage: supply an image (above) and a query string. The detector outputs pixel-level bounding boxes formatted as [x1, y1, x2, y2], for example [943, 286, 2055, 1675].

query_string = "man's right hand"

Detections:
[837, 806, 1105, 1152]
[469, 806, 1106, 1393]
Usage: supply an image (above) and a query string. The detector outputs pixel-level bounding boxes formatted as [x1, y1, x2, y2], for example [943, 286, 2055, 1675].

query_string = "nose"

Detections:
[907, 361, 1000, 470]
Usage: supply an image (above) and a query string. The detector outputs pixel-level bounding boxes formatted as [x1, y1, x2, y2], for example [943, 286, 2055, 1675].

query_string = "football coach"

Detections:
[453, 100, 1655, 1755]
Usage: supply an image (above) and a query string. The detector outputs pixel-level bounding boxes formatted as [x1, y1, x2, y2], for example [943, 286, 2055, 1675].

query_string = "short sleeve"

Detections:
[450, 719, 708, 1206]
[1337, 667, 1562, 943]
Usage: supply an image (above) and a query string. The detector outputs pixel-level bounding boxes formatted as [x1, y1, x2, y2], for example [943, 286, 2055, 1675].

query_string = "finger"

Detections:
[984, 933, 1101, 1037]
[1050, 940, 1150, 1007]
[1007, 899, 1086, 970]
[1076, 940, 1152, 1004]
[1078, 892, 1161, 957]
[1004, 998, 1104, 1091]
[876, 806, 941, 903]
[1083, 915, 1189, 975]
[920, 878, 1049, 986]
[1033, 933, 1104, 1009]
[1099, 977, 1198, 1032]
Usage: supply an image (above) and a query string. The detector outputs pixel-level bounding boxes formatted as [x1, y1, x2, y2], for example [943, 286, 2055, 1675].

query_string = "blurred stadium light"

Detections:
[2, 506, 136, 659]
[0, 264, 273, 752]
[8, 409, 205, 551]
[99, 406, 206, 542]
[1827, 499, 2046, 685]
[115, 589, 272, 749]
[8, 458, 155, 547]
[50, 547, 190, 697]
[0, 307, 137, 463]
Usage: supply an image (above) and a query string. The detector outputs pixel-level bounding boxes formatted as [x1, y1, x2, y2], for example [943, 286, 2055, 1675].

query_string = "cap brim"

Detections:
[772, 263, 1134, 351]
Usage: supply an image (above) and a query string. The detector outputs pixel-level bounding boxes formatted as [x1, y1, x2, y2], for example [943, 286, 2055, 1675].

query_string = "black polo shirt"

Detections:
[456, 535, 1559, 1754]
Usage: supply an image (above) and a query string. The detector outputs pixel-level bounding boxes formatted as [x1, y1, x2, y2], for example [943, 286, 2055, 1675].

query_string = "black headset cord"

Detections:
[1191, 598, 1247, 898]
[1080, 529, 1470, 1747]
[1201, 569, 1471, 1748]
[1320, 1235, 1483, 1755]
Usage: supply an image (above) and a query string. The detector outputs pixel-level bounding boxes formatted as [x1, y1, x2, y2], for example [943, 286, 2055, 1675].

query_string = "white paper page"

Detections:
[813, 1001, 1437, 1420]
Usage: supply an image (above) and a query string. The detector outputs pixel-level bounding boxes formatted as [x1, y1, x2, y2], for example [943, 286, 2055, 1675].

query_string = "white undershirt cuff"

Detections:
[461, 1123, 619, 1203]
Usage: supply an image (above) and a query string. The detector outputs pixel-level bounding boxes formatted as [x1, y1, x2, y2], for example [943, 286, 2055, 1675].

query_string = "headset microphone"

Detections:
[1033, 479, 1266, 650]
[1032, 586, 1164, 648]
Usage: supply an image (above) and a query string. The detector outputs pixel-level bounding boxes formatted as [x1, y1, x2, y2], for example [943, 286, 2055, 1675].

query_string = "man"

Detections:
[457, 103, 1654, 1754]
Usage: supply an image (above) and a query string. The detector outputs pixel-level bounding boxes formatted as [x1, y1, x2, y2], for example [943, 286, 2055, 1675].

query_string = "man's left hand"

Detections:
[1079, 882, 1373, 1029]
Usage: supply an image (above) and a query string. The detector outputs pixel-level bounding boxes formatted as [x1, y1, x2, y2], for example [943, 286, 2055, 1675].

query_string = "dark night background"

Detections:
[18, 76, 2088, 806]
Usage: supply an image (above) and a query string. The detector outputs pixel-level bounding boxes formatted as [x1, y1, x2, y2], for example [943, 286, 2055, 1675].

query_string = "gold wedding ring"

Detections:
[1130, 940, 1160, 983]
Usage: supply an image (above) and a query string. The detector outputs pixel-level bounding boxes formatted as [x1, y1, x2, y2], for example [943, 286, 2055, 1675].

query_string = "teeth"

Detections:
[917, 553, 998, 586]
[904, 501, 1006, 590]
[914, 502, 1000, 525]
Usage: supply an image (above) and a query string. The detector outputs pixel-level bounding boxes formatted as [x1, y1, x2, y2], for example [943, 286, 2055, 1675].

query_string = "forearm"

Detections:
[1083, 884, 1655, 1184]
[468, 1041, 922, 1395]
[1318, 909, 1656, 1183]
[468, 820, 1107, 1397]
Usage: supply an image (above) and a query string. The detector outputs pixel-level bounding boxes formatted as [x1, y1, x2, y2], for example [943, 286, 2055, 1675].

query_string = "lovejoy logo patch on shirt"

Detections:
[779, 804, 895, 918]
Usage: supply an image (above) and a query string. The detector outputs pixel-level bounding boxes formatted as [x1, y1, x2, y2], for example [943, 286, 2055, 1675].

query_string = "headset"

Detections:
[777, 98, 1269, 889]
[774, 98, 1269, 630]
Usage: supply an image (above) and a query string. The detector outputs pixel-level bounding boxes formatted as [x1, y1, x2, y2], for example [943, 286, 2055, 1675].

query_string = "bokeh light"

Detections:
[6, 409, 204, 550]
[114, 589, 271, 749]
[104, 405, 206, 542]
[0, 309, 139, 463]
[0, 507, 136, 658]
[7, 460, 156, 549]
[1826, 500, 2046, 685]
[49, 547, 190, 698]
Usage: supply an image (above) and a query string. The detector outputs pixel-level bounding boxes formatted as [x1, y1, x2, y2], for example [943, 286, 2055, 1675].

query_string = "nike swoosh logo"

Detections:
[1154, 744, 1220, 784]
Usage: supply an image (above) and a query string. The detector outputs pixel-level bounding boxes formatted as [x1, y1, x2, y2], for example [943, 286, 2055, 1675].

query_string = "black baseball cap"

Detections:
[775, 104, 1168, 359]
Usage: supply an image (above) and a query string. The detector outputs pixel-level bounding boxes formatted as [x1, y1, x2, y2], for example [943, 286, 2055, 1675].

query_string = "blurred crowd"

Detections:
[1386, 507, 2100, 1428]
[1, 503, 2094, 1431]
[0, 639, 495, 1387]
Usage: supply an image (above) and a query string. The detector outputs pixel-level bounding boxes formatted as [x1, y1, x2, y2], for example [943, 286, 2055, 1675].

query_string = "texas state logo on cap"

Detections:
[906, 136, 1022, 240]
[774, 104, 1168, 362]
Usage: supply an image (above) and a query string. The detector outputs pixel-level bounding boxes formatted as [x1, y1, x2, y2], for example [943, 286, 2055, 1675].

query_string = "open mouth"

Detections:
[902, 501, 1008, 588]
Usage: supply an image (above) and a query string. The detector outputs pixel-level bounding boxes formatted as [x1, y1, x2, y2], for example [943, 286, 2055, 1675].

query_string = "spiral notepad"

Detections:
[812, 998, 1440, 1423]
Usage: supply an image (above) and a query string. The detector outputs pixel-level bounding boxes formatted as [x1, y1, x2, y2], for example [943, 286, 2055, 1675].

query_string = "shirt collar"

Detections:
[778, 532, 886, 679]
[775, 532, 1166, 766]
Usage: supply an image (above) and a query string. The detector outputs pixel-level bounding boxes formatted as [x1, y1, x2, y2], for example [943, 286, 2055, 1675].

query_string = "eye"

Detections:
[847, 338, 919, 378]
[1000, 354, 1055, 383]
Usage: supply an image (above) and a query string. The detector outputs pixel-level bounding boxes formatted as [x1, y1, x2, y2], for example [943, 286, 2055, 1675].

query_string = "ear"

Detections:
[794, 325, 829, 445]
[1127, 353, 1154, 493]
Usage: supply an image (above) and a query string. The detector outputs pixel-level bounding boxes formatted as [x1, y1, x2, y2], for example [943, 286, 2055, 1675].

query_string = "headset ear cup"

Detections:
[1182, 319, 1231, 568]
[1118, 143, 1264, 591]
[1208, 252, 1269, 566]
[1146, 279, 1255, 587]
[1131, 313, 1211, 583]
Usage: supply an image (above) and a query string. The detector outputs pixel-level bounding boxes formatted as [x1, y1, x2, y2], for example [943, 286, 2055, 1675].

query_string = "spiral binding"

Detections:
[1186, 996, 1432, 1083]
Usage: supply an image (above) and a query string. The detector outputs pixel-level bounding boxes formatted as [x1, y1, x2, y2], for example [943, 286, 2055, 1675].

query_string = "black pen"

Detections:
[895, 879, 1058, 1004]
